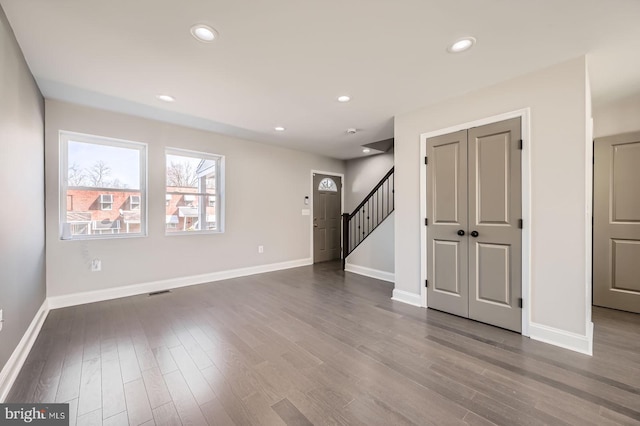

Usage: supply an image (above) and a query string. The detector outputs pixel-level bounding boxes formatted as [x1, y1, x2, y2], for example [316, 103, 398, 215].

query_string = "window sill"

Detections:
[60, 232, 147, 241]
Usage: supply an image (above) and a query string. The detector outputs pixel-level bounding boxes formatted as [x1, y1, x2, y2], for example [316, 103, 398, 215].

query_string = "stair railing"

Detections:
[342, 167, 394, 269]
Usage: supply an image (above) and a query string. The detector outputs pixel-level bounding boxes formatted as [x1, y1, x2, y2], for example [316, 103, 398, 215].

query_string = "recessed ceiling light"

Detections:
[447, 37, 476, 53]
[190, 24, 218, 42]
[275, 126, 286, 132]
[362, 148, 371, 153]
[156, 94, 175, 102]
[337, 95, 351, 103]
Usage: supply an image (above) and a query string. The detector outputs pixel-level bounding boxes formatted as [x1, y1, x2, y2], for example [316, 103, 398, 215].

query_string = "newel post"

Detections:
[342, 213, 350, 270]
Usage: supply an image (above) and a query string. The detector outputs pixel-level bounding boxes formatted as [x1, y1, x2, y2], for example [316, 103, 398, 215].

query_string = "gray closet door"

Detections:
[593, 132, 640, 313]
[426, 118, 522, 333]
[426, 130, 469, 318]
[468, 118, 522, 332]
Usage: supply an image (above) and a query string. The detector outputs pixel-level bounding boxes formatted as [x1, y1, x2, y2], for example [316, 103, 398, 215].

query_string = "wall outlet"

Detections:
[258, 245, 264, 254]
[91, 259, 102, 272]
[0, 309, 3, 332]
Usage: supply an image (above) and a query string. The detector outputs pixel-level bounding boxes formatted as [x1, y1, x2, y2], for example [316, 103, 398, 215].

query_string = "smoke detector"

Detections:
[346, 128, 357, 135]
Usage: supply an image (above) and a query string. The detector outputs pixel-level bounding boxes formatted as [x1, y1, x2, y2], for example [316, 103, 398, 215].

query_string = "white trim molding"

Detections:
[530, 321, 594, 356]
[48, 257, 312, 309]
[0, 300, 50, 403]
[345, 263, 395, 283]
[392, 289, 422, 307]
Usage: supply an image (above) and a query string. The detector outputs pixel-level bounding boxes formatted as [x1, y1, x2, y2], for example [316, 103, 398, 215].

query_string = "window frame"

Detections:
[165, 147, 225, 236]
[59, 131, 148, 240]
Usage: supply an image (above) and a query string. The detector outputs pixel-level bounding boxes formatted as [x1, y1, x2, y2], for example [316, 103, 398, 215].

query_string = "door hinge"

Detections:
[425, 279, 428, 288]
[518, 139, 523, 150]
[425, 218, 428, 226]
[425, 156, 428, 165]
[518, 219, 523, 229]
[517, 297, 523, 308]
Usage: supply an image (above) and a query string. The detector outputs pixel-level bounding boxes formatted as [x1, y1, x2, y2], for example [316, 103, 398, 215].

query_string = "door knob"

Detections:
[470, 231, 479, 237]
[457, 230, 465, 236]
[314, 224, 318, 227]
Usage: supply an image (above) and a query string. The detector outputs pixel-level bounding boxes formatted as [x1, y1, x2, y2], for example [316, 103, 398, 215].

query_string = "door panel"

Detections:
[313, 174, 342, 263]
[316, 226, 326, 250]
[476, 243, 511, 306]
[433, 240, 462, 295]
[612, 143, 640, 222]
[594, 133, 640, 313]
[611, 240, 640, 292]
[468, 118, 522, 332]
[427, 130, 469, 317]
[476, 133, 510, 224]
[433, 142, 462, 224]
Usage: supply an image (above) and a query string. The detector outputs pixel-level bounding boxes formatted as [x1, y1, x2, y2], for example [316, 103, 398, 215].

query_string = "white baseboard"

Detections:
[529, 321, 593, 356]
[391, 289, 423, 307]
[0, 300, 50, 403]
[345, 263, 395, 283]
[48, 258, 313, 309]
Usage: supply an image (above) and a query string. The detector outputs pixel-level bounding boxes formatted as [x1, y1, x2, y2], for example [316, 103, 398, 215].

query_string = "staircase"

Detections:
[342, 167, 394, 269]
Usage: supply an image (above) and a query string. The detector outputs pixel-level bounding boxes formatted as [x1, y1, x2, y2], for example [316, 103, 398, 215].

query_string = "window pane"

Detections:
[318, 177, 338, 192]
[62, 134, 145, 239]
[166, 155, 202, 188]
[69, 141, 140, 189]
[166, 150, 222, 234]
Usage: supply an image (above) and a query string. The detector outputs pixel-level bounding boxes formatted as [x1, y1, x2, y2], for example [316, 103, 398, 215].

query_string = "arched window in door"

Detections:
[318, 177, 338, 192]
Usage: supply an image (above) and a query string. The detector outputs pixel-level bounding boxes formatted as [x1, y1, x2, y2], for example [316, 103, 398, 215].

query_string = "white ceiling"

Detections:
[2, 0, 640, 159]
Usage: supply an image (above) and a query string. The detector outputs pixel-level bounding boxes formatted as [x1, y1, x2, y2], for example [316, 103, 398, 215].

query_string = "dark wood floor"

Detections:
[7, 261, 640, 425]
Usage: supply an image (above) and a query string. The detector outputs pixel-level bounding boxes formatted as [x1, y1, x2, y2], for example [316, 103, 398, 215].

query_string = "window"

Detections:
[318, 177, 338, 192]
[165, 148, 224, 234]
[166, 215, 178, 229]
[60, 131, 147, 239]
[130, 195, 140, 210]
[100, 194, 113, 210]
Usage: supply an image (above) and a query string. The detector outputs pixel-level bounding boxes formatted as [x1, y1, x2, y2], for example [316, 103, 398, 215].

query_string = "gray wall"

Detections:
[45, 101, 345, 298]
[394, 57, 591, 337]
[0, 7, 46, 372]
[344, 150, 394, 213]
[593, 92, 640, 138]
[346, 213, 395, 274]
